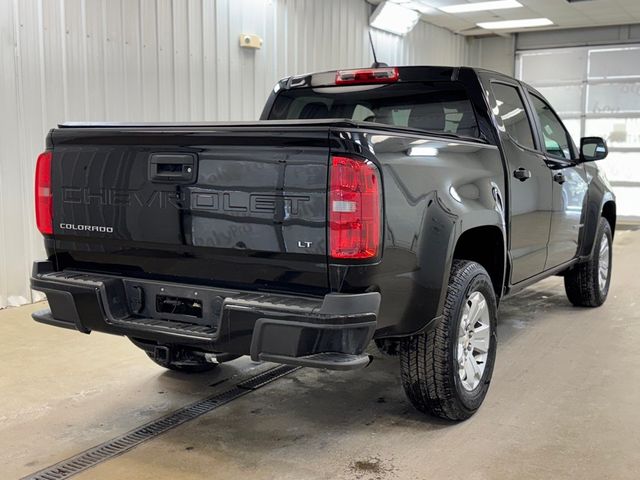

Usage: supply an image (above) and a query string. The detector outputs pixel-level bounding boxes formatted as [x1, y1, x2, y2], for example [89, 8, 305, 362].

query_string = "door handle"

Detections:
[513, 168, 532, 182]
[553, 172, 566, 185]
[148, 153, 197, 183]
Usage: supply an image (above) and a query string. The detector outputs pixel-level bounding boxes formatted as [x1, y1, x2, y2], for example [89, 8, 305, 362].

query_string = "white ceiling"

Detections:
[369, 0, 640, 36]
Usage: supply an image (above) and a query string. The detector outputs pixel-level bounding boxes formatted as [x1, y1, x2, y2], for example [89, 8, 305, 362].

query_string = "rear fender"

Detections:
[329, 129, 506, 338]
[437, 210, 507, 315]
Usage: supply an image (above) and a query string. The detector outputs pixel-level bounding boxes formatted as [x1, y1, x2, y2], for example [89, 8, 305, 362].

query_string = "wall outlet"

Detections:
[239, 34, 263, 49]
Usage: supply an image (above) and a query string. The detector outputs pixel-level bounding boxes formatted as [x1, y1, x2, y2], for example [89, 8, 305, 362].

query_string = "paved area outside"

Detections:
[1, 229, 639, 480]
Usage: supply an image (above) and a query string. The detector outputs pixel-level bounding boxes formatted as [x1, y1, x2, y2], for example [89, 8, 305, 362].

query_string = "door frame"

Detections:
[477, 70, 555, 286]
[521, 86, 589, 269]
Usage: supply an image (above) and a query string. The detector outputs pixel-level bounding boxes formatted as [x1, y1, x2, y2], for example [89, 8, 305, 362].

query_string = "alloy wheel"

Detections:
[457, 291, 491, 391]
[598, 232, 610, 293]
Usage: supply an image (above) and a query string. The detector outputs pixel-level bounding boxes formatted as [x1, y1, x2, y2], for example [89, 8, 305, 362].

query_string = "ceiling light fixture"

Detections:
[440, 0, 523, 14]
[477, 18, 554, 29]
[370, 1, 421, 36]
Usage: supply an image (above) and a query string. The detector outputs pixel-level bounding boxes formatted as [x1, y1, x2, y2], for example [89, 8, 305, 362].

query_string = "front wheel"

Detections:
[399, 260, 498, 421]
[564, 217, 612, 307]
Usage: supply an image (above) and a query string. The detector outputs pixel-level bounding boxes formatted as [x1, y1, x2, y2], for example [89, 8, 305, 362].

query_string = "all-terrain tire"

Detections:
[564, 217, 612, 307]
[399, 260, 498, 421]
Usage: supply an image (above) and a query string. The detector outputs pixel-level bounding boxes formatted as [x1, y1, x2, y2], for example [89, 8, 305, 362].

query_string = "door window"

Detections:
[491, 83, 535, 149]
[530, 94, 575, 160]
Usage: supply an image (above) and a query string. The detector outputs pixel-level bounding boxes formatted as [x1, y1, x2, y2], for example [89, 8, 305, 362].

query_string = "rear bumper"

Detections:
[30, 261, 379, 370]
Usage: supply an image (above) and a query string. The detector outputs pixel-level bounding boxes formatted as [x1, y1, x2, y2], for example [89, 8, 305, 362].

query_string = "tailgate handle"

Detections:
[148, 153, 197, 183]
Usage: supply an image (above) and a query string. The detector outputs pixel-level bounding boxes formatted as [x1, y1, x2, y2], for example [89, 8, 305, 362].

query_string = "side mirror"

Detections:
[580, 137, 608, 162]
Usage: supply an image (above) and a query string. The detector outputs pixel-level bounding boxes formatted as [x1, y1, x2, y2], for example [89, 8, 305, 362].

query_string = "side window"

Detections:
[491, 83, 535, 149]
[530, 94, 574, 160]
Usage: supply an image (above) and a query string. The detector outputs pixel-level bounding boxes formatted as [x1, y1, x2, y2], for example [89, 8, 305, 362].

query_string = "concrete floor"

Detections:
[2, 229, 640, 480]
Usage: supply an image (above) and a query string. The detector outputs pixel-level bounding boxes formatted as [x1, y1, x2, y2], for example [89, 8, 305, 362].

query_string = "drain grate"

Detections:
[22, 364, 299, 480]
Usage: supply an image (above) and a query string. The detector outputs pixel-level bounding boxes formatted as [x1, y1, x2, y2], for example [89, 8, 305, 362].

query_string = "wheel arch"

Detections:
[452, 224, 506, 300]
[579, 192, 616, 259]
[602, 200, 616, 238]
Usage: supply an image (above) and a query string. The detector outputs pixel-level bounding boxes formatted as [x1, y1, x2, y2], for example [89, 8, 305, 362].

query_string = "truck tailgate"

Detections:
[50, 125, 330, 294]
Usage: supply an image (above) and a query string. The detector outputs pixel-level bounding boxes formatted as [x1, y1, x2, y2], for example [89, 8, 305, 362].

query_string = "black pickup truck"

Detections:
[31, 66, 615, 420]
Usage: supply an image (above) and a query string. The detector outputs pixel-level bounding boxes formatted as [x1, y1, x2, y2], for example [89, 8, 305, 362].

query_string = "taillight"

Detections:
[35, 151, 53, 235]
[335, 67, 399, 85]
[329, 156, 382, 259]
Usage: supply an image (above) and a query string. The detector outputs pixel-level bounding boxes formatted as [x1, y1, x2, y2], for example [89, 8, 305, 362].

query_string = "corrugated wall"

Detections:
[0, 0, 470, 308]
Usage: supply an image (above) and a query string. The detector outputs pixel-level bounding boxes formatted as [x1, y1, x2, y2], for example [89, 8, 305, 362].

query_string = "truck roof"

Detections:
[279, 64, 520, 90]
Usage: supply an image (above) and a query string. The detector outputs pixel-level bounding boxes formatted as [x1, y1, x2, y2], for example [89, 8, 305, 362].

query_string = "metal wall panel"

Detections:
[0, 0, 470, 308]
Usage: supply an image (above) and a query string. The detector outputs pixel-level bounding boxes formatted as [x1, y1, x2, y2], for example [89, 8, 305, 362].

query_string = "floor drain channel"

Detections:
[22, 365, 300, 480]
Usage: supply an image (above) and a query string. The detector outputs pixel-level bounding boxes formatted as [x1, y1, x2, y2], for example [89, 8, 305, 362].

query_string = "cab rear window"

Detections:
[268, 82, 480, 138]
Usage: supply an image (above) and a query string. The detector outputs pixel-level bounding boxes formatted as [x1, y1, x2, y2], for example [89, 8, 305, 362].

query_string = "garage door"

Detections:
[516, 45, 640, 220]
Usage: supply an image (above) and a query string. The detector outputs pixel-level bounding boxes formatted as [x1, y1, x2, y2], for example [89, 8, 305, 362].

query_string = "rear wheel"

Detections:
[399, 260, 498, 421]
[129, 338, 220, 373]
[564, 217, 612, 307]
